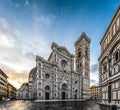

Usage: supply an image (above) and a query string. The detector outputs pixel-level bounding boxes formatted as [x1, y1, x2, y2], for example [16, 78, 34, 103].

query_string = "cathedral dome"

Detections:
[29, 67, 37, 78]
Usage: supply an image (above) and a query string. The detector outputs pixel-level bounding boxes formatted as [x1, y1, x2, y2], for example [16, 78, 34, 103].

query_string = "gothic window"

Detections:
[45, 86, 50, 91]
[45, 74, 50, 79]
[114, 51, 119, 62]
[113, 24, 116, 36]
[39, 69, 41, 73]
[78, 51, 81, 58]
[77, 64, 79, 68]
[103, 63, 107, 72]
[75, 81, 77, 84]
[75, 90, 78, 93]
[80, 63, 82, 67]
[38, 63, 41, 67]
[117, 17, 120, 30]
[61, 60, 67, 68]
[62, 84, 68, 91]
[39, 74, 41, 78]
[107, 33, 110, 43]
[85, 72, 88, 76]
[85, 50, 88, 57]
[39, 92, 41, 96]
[85, 62, 88, 66]
[39, 82, 41, 85]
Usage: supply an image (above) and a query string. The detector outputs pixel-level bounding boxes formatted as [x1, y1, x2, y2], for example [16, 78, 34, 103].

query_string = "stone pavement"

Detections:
[0, 100, 110, 110]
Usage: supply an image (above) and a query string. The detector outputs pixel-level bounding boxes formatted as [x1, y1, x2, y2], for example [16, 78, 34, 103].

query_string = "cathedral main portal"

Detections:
[45, 86, 50, 100]
[61, 84, 68, 99]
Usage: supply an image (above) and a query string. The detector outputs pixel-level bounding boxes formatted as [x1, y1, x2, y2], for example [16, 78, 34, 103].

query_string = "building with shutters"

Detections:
[90, 85, 99, 99]
[0, 69, 8, 101]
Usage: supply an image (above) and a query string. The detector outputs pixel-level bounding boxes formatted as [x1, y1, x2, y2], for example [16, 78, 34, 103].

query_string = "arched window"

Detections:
[103, 63, 107, 72]
[62, 84, 68, 91]
[77, 64, 79, 68]
[114, 51, 119, 62]
[85, 72, 88, 76]
[39, 82, 41, 85]
[80, 63, 82, 67]
[75, 81, 77, 84]
[78, 51, 81, 58]
[85, 50, 88, 56]
[75, 90, 78, 93]
[45, 86, 50, 91]
[61, 60, 67, 68]
[38, 63, 41, 67]
[45, 74, 50, 79]
[39, 92, 41, 96]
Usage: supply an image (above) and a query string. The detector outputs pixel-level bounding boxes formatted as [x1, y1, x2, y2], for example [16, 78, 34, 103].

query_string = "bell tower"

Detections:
[75, 32, 91, 99]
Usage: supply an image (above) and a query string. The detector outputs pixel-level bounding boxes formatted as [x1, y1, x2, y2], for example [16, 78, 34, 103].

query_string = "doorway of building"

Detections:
[75, 94, 77, 99]
[62, 92, 65, 99]
[45, 92, 49, 100]
[61, 84, 68, 99]
[45, 85, 50, 100]
[75, 90, 78, 99]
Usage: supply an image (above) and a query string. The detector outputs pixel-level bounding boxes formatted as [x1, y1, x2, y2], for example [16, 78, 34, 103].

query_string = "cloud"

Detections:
[91, 63, 98, 73]
[0, 17, 51, 88]
[90, 79, 98, 86]
[25, 0, 29, 6]
[8, 0, 30, 7]
[0, 63, 28, 89]
[0, 17, 20, 47]
[90, 63, 99, 86]
[0, 17, 100, 88]
[0, 17, 35, 72]
[34, 15, 55, 27]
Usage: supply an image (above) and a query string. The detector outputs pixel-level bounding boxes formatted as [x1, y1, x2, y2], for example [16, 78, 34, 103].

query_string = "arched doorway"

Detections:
[61, 84, 68, 99]
[45, 86, 50, 100]
[75, 90, 78, 99]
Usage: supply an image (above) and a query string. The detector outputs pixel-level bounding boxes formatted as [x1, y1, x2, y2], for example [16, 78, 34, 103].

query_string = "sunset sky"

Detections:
[0, 0, 120, 89]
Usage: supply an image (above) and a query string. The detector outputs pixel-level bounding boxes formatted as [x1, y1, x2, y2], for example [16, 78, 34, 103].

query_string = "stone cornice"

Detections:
[100, 5, 120, 44]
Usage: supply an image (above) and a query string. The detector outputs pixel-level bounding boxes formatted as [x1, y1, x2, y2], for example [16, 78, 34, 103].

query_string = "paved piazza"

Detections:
[0, 100, 111, 110]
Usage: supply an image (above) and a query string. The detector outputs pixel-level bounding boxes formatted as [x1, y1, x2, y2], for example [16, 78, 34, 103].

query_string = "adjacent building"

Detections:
[28, 32, 91, 100]
[16, 83, 29, 100]
[0, 69, 8, 101]
[7, 82, 17, 100]
[99, 5, 120, 106]
[90, 85, 99, 99]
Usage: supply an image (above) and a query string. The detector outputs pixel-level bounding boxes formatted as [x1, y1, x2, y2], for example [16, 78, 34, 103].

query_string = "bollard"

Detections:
[111, 105, 117, 110]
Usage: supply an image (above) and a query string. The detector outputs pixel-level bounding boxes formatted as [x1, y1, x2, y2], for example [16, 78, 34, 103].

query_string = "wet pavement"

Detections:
[0, 100, 110, 110]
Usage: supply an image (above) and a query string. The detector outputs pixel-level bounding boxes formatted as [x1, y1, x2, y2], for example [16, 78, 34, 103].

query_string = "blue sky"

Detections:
[0, 0, 120, 88]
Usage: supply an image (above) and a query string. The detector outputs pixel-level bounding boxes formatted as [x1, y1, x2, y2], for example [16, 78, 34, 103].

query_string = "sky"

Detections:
[0, 0, 120, 89]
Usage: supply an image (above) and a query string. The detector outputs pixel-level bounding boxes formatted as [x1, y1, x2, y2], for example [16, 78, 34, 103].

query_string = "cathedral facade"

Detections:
[28, 32, 90, 100]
